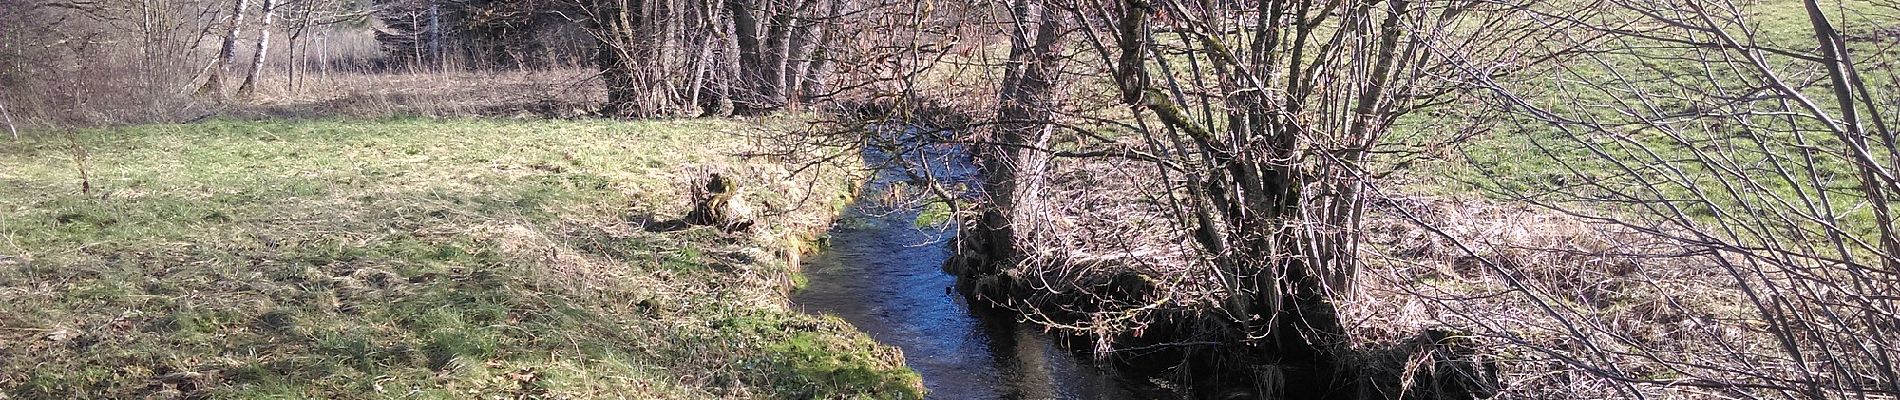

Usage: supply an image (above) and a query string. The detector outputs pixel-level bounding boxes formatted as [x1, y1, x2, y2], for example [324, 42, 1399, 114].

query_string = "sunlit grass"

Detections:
[0, 118, 920, 399]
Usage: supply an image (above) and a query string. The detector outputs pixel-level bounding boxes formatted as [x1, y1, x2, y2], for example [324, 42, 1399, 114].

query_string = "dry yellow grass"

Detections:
[989, 149, 1788, 397]
[235, 68, 607, 120]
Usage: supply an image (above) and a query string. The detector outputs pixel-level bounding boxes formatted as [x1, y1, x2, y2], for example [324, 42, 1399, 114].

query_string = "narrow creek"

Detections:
[793, 136, 1174, 399]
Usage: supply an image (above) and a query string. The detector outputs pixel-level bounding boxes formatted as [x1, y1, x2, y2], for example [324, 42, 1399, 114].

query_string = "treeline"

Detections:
[580, 0, 854, 117]
[361, 0, 954, 117]
[0, 0, 380, 125]
[0, 0, 940, 125]
[360, 0, 877, 116]
[370, 0, 591, 70]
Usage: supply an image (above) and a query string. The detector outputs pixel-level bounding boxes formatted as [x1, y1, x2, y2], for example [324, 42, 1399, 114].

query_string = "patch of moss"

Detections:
[767, 332, 924, 399]
[913, 199, 956, 228]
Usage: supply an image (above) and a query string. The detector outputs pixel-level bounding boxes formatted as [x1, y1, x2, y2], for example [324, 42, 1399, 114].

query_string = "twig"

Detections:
[66, 130, 92, 196]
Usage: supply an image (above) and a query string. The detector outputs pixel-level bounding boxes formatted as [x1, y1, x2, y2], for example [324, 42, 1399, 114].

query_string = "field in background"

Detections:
[1346, 0, 1900, 395]
[0, 119, 920, 398]
[0, 11, 600, 131]
[239, 68, 605, 120]
[1390, 0, 1899, 199]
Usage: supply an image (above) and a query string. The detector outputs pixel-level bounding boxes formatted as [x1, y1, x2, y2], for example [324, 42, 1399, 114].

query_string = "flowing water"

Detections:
[793, 138, 1170, 399]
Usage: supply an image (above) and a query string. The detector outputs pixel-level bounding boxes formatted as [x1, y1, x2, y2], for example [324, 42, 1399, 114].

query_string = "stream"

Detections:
[792, 136, 1177, 399]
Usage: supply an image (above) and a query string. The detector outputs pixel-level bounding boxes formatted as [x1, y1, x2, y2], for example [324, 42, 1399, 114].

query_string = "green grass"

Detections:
[0, 118, 921, 399]
[1389, 0, 1897, 225]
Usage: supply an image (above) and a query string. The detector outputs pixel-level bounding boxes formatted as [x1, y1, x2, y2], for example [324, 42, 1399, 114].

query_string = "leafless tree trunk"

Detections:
[691, 0, 735, 116]
[586, 0, 718, 118]
[426, 1, 441, 71]
[1, 92, 17, 140]
[582, 0, 852, 118]
[237, 0, 276, 97]
[794, 0, 845, 101]
[779, 0, 823, 104]
[725, 0, 830, 114]
[1102, 0, 1416, 329]
[588, 0, 667, 117]
[727, 0, 772, 112]
[197, 0, 250, 99]
[957, 0, 1533, 394]
[972, 0, 1065, 270]
[756, 1, 793, 109]
[284, 0, 310, 92]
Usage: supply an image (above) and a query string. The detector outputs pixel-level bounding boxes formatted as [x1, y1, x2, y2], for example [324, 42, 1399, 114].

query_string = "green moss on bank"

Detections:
[0, 118, 920, 399]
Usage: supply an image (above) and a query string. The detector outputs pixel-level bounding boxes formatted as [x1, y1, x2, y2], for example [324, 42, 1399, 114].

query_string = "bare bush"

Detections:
[0, 0, 225, 128]
[1439, 0, 1900, 397]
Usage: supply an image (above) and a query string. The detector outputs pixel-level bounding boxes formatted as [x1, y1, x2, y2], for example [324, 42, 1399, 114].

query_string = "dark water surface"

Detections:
[793, 138, 1162, 399]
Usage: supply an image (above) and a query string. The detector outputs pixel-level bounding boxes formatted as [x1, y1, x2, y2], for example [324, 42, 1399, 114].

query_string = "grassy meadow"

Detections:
[1398, 0, 1899, 193]
[0, 119, 920, 399]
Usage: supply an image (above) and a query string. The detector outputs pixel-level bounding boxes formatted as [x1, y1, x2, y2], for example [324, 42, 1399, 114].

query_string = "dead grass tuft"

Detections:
[239, 68, 606, 120]
[1348, 195, 1777, 398]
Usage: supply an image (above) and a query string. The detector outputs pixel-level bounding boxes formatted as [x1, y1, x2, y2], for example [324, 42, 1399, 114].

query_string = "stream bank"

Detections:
[792, 135, 1173, 399]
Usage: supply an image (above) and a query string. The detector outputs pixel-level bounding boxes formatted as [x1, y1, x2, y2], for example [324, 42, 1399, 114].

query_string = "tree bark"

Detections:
[757, 2, 795, 109]
[197, 0, 251, 99]
[285, 0, 312, 92]
[795, 0, 846, 101]
[594, 0, 644, 118]
[780, 7, 814, 105]
[726, 0, 770, 112]
[1, 91, 17, 141]
[1099, 0, 1380, 394]
[780, 0, 832, 105]
[978, 0, 1065, 268]
[591, 0, 686, 118]
[584, 0, 838, 118]
[725, 0, 821, 114]
[237, 0, 276, 97]
[692, 0, 735, 116]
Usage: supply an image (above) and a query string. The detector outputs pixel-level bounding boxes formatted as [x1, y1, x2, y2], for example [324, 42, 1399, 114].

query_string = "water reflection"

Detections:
[792, 133, 1157, 399]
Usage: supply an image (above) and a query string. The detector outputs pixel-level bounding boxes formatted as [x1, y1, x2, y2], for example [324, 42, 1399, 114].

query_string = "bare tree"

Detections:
[2, 92, 16, 140]
[933, 0, 1557, 395]
[580, 0, 860, 118]
[4, 0, 229, 125]
[198, 0, 251, 98]
[1436, 0, 1900, 396]
[283, 0, 316, 92]
[727, 0, 835, 113]
[582, 0, 687, 117]
[968, 0, 1067, 271]
[236, 0, 276, 97]
[1077, 0, 1435, 390]
[792, 0, 847, 100]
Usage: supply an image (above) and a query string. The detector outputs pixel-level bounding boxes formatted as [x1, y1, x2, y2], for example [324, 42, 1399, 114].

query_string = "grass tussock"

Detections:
[0, 118, 919, 399]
